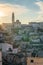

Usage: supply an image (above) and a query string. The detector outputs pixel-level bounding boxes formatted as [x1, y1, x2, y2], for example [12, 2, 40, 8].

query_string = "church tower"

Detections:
[12, 12, 15, 23]
[12, 12, 15, 34]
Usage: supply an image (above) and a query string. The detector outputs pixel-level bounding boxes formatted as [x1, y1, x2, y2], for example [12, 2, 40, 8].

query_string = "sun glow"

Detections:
[0, 11, 5, 17]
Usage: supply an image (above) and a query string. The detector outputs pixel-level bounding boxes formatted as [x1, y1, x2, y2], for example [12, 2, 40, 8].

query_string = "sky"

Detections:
[0, 0, 43, 24]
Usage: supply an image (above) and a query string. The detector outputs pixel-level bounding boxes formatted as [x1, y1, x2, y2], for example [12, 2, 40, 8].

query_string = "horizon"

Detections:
[0, 0, 43, 24]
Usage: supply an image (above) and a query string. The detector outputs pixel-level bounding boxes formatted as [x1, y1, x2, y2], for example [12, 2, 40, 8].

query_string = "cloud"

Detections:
[0, 3, 29, 24]
[35, 1, 43, 14]
[0, 3, 29, 16]
[34, 1, 43, 22]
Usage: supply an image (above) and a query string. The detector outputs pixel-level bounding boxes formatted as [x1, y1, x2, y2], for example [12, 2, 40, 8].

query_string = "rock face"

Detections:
[27, 57, 43, 65]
